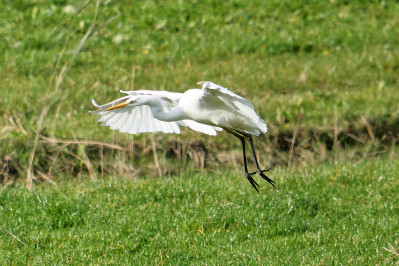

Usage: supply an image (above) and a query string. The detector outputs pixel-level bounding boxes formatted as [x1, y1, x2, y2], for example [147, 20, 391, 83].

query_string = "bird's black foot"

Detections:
[245, 172, 260, 193]
[246, 168, 275, 191]
[257, 170, 275, 187]
[249, 168, 271, 175]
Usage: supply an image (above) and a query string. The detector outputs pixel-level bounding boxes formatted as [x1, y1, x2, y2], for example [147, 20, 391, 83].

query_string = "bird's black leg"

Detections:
[244, 134, 275, 187]
[224, 128, 260, 192]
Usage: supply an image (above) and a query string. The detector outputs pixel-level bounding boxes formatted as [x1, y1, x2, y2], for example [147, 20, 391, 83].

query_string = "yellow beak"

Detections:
[105, 100, 134, 111]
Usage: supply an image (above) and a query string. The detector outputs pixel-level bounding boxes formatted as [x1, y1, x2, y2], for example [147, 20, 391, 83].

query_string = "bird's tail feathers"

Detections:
[250, 118, 267, 136]
[258, 119, 268, 134]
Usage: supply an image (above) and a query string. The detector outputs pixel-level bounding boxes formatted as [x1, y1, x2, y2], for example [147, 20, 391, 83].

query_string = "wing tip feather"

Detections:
[92, 99, 100, 107]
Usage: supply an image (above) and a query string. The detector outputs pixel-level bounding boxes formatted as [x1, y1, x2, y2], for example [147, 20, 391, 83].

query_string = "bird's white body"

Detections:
[178, 89, 265, 134]
[91, 81, 267, 136]
[91, 81, 274, 191]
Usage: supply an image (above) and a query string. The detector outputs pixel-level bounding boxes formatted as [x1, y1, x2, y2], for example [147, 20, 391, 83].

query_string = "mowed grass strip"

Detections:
[1, 158, 398, 264]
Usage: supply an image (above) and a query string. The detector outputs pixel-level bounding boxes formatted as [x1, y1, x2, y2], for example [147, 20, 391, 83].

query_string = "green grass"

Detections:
[1, 0, 399, 263]
[1, 0, 399, 133]
[1, 0, 399, 178]
[1, 159, 398, 264]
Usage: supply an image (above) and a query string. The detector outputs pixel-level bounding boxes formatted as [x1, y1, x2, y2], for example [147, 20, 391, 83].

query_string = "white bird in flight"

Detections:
[91, 81, 274, 192]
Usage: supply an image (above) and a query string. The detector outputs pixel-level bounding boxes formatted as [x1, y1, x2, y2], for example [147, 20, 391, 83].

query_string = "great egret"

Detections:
[91, 81, 274, 192]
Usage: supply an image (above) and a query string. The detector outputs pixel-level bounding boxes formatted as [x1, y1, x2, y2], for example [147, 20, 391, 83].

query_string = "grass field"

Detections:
[1, 160, 399, 264]
[1, 0, 399, 264]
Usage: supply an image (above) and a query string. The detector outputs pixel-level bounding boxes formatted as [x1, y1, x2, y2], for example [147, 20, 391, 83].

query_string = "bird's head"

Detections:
[105, 97, 137, 111]
[104, 95, 154, 111]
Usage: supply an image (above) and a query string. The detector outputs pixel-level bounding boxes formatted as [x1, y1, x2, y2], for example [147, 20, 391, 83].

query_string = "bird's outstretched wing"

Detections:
[180, 119, 223, 136]
[198, 81, 267, 134]
[90, 91, 182, 134]
[120, 90, 182, 109]
[91, 90, 223, 135]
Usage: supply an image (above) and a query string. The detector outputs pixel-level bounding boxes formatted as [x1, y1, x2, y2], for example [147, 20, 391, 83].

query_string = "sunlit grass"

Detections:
[2, 0, 399, 131]
[1, 160, 398, 264]
[1, 0, 399, 263]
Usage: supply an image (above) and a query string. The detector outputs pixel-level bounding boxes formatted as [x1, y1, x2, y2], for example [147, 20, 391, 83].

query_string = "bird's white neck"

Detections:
[144, 96, 187, 122]
[151, 106, 186, 121]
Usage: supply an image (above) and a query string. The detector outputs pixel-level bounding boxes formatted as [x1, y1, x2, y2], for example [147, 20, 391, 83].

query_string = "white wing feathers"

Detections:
[91, 97, 182, 134]
[120, 90, 182, 104]
[91, 90, 223, 135]
[198, 81, 268, 134]
[180, 120, 222, 136]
